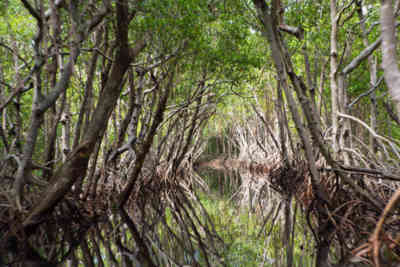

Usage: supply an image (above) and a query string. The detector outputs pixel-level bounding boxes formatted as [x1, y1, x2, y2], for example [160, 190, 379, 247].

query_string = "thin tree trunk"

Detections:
[338, 41, 352, 165]
[61, 95, 71, 161]
[357, 3, 377, 156]
[73, 28, 102, 149]
[0, 65, 8, 152]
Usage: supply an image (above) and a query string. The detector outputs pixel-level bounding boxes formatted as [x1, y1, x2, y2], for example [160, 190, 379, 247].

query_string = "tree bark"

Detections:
[380, 0, 400, 116]
[358, 3, 378, 155]
[330, 0, 340, 157]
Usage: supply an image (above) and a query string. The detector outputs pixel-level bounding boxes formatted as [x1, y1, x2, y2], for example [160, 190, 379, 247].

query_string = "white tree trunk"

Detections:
[330, 0, 340, 157]
[380, 0, 400, 117]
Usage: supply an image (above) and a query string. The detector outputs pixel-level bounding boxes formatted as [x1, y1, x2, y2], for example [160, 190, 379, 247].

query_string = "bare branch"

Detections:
[347, 76, 384, 108]
[0, 80, 33, 113]
[37, 47, 80, 112]
[250, 103, 280, 150]
[0, 41, 29, 66]
[336, 0, 357, 24]
[343, 22, 400, 75]
[342, 37, 381, 75]
[337, 112, 400, 160]
[278, 24, 304, 39]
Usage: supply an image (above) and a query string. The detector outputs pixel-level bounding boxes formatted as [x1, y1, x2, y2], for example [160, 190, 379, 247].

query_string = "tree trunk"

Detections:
[330, 0, 340, 157]
[380, 0, 400, 117]
[358, 3, 378, 155]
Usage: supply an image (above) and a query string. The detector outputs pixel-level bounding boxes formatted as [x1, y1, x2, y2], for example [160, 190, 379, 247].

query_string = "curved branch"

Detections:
[337, 112, 400, 160]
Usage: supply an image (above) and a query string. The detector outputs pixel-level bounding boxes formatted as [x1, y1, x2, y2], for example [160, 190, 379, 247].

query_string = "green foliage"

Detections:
[389, 123, 400, 140]
[0, 1, 35, 39]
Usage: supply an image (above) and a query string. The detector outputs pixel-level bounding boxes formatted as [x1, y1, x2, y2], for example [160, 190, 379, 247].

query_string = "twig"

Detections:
[250, 103, 280, 150]
[336, 0, 357, 24]
[337, 112, 400, 160]
[347, 76, 384, 108]
[0, 42, 29, 66]
[320, 165, 400, 182]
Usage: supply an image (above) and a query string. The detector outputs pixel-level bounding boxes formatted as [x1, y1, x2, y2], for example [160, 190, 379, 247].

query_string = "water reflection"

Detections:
[195, 157, 280, 215]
